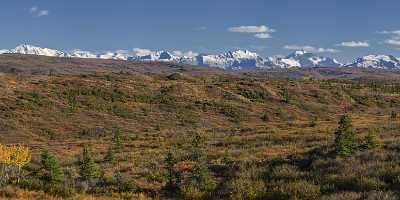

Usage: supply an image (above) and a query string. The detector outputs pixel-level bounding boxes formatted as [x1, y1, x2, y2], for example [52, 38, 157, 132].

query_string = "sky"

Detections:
[0, 0, 400, 62]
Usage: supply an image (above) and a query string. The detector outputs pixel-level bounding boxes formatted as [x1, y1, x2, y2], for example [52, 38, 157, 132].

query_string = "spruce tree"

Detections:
[189, 133, 216, 192]
[104, 146, 116, 164]
[163, 151, 179, 192]
[113, 128, 123, 152]
[39, 150, 64, 185]
[79, 145, 100, 181]
[334, 115, 357, 156]
[281, 88, 291, 103]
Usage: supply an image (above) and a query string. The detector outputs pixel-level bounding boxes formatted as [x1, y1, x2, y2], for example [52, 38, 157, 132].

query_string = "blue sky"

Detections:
[0, 0, 400, 62]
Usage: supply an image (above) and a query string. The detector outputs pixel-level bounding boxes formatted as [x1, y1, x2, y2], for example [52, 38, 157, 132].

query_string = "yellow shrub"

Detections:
[0, 143, 31, 169]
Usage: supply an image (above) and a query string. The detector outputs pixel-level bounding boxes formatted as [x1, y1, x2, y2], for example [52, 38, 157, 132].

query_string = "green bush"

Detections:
[238, 88, 268, 102]
[363, 130, 380, 149]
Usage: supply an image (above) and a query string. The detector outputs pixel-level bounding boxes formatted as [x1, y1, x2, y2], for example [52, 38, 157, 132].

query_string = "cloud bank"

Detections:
[339, 41, 369, 48]
[228, 25, 275, 40]
[284, 45, 338, 53]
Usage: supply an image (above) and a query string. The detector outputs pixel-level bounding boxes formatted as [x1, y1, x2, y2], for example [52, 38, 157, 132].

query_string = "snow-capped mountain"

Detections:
[98, 51, 130, 60]
[69, 50, 98, 59]
[128, 51, 180, 62]
[8, 44, 69, 57]
[191, 50, 270, 69]
[345, 55, 400, 69]
[0, 49, 10, 54]
[1, 44, 400, 70]
[273, 50, 342, 68]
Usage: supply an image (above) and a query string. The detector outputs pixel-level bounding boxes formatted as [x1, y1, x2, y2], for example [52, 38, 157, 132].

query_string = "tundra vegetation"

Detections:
[0, 60, 400, 199]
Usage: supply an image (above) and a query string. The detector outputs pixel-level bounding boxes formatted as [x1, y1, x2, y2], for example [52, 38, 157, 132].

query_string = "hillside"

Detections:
[1, 55, 400, 199]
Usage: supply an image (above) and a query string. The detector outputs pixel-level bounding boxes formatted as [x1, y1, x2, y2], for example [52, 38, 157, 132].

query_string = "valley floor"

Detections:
[0, 58, 400, 199]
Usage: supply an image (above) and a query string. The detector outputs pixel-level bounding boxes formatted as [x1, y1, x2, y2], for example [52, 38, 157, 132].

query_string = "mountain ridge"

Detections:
[1, 44, 400, 70]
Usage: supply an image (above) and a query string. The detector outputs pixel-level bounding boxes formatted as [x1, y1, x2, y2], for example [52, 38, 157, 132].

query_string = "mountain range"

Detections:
[1, 44, 400, 70]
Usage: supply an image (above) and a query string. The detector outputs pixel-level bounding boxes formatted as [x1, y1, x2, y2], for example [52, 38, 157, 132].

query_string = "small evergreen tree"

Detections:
[188, 133, 216, 192]
[112, 128, 123, 152]
[364, 130, 380, 149]
[163, 151, 179, 193]
[39, 150, 64, 185]
[104, 146, 116, 164]
[79, 145, 100, 181]
[281, 88, 291, 103]
[190, 132, 205, 162]
[334, 115, 357, 156]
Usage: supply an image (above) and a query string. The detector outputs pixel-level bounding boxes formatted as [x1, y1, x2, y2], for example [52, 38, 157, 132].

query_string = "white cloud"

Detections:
[384, 39, 400, 46]
[30, 6, 49, 17]
[133, 48, 155, 56]
[228, 25, 275, 33]
[254, 33, 272, 39]
[380, 30, 400, 36]
[228, 25, 276, 39]
[380, 30, 400, 46]
[284, 45, 339, 53]
[339, 41, 369, 48]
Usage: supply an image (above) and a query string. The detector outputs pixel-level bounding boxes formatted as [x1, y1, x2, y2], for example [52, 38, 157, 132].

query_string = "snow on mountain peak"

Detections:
[274, 51, 342, 68]
[69, 49, 98, 59]
[346, 54, 400, 69]
[1, 44, 400, 70]
[10, 44, 69, 57]
[292, 50, 307, 56]
[226, 50, 259, 59]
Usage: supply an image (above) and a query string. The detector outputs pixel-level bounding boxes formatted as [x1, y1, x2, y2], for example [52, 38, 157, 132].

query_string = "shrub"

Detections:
[180, 185, 204, 200]
[0, 144, 31, 185]
[111, 102, 133, 118]
[325, 175, 385, 192]
[365, 191, 398, 200]
[266, 180, 321, 200]
[261, 113, 269, 122]
[226, 178, 266, 200]
[310, 117, 318, 127]
[269, 164, 304, 181]
[238, 88, 268, 102]
[363, 130, 380, 149]
[320, 192, 362, 200]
